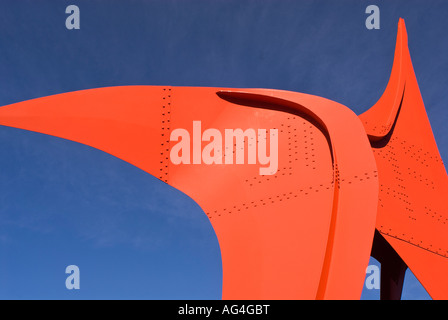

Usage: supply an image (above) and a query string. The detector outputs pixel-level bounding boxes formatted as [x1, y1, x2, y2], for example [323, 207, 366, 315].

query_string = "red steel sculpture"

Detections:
[0, 19, 446, 299]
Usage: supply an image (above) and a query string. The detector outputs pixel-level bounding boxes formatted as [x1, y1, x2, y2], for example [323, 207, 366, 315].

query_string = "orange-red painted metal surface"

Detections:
[0, 19, 445, 299]
[360, 19, 448, 299]
[0, 86, 378, 299]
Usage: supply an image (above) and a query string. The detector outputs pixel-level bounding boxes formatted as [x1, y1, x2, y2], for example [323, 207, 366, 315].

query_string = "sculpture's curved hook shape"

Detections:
[359, 18, 408, 141]
[361, 19, 448, 300]
[215, 89, 378, 299]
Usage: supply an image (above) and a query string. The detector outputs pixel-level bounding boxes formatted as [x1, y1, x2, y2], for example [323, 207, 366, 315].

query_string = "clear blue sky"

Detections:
[0, 0, 446, 299]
